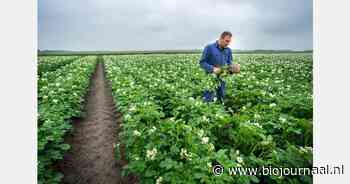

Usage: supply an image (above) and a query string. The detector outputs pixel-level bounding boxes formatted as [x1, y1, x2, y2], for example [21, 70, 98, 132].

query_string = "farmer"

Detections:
[199, 31, 234, 103]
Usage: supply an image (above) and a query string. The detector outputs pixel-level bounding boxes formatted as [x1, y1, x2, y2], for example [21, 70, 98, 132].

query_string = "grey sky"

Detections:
[38, 0, 313, 51]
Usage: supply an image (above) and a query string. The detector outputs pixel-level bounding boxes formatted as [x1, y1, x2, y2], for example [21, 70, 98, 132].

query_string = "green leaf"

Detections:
[60, 143, 70, 151]
[249, 176, 260, 183]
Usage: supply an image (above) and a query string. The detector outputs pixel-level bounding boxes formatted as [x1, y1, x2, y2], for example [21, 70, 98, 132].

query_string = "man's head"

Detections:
[218, 31, 232, 48]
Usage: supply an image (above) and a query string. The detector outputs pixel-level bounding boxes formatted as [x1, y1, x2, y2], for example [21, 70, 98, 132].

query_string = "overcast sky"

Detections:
[38, 0, 313, 51]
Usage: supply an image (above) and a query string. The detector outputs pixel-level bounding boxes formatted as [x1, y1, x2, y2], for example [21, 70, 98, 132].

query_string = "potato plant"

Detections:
[37, 56, 97, 184]
[104, 54, 313, 184]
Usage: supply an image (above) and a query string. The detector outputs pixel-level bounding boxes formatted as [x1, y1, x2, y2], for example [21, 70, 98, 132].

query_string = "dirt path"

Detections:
[58, 58, 122, 184]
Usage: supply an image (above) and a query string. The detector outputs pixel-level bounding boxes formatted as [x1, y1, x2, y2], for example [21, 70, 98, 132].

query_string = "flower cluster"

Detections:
[299, 146, 313, 154]
[146, 148, 158, 160]
[197, 129, 209, 144]
[279, 116, 287, 123]
[149, 126, 157, 134]
[180, 148, 193, 161]
[156, 176, 163, 184]
[133, 130, 141, 136]
[201, 137, 209, 144]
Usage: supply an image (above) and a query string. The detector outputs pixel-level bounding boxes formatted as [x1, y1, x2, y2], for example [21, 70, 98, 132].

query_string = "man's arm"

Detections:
[199, 46, 214, 73]
[227, 49, 233, 66]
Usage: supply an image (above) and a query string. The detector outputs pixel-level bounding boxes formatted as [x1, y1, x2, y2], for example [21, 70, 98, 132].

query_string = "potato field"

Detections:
[38, 53, 313, 184]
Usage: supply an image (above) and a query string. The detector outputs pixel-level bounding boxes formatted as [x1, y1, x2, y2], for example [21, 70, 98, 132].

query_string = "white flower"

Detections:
[180, 148, 187, 159]
[237, 156, 244, 164]
[202, 116, 209, 122]
[254, 114, 261, 119]
[201, 137, 209, 144]
[215, 113, 224, 120]
[130, 105, 136, 112]
[133, 130, 141, 136]
[149, 126, 157, 134]
[124, 114, 131, 121]
[207, 162, 212, 168]
[299, 146, 312, 154]
[236, 150, 240, 155]
[305, 146, 313, 152]
[156, 176, 163, 184]
[279, 117, 286, 123]
[208, 143, 215, 151]
[269, 103, 276, 107]
[197, 129, 204, 138]
[53, 99, 58, 103]
[180, 148, 192, 160]
[146, 148, 157, 160]
[252, 122, 262, 129]
[194, 101, 201, 106]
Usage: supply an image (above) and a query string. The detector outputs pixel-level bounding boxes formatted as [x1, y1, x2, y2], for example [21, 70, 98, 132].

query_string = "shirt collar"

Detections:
[215, 40, 225, 50]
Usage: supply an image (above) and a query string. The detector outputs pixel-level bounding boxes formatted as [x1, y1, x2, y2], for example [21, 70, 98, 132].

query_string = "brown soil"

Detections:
[58, 58, 127, 184]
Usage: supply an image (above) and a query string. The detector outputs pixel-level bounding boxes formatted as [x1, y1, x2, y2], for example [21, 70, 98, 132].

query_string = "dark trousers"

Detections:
[202, 78, 226, 103]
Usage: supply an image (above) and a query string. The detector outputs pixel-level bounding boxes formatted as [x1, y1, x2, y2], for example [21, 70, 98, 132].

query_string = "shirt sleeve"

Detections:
[199, 45, 214, 73]
[227, 49, 233, 66]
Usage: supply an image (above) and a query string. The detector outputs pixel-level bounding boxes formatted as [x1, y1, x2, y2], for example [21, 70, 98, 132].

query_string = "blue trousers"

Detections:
[202, 78, 226, 103]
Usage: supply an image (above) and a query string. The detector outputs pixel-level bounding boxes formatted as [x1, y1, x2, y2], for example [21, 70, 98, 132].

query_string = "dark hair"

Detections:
[220, 31, 232, 38]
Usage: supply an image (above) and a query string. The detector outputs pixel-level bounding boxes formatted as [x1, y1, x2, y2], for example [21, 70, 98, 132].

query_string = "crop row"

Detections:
[37, 56, 97, 184]
[38, 56, 81, 76]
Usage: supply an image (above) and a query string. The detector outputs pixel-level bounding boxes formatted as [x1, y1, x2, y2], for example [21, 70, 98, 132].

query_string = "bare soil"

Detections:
[57, 58, 128, 184]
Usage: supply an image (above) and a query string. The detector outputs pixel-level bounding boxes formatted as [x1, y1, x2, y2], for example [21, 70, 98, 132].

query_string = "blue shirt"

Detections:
[199, 41, 233, 73]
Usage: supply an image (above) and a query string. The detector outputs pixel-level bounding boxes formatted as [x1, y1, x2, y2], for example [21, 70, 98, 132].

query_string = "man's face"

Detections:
[219, 36, 232, 48]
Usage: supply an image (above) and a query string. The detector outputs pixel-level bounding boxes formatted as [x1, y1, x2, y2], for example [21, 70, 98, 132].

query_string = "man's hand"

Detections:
[229, 64, 240, 74]
[213, 67, 221, 74]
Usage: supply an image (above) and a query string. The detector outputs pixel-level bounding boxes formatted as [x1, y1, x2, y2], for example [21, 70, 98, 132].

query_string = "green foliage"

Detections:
[104, 54, 313, 183]
[38, 56, 81, 76]
[37, 56, 97, 183]
[37, 53, 313, 183]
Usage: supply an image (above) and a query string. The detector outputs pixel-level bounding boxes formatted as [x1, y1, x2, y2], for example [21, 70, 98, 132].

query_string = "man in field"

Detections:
[199, 31, 234, 103]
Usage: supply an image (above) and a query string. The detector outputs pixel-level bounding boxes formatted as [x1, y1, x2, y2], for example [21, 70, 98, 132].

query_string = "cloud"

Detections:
[38, 0, 312, 50]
